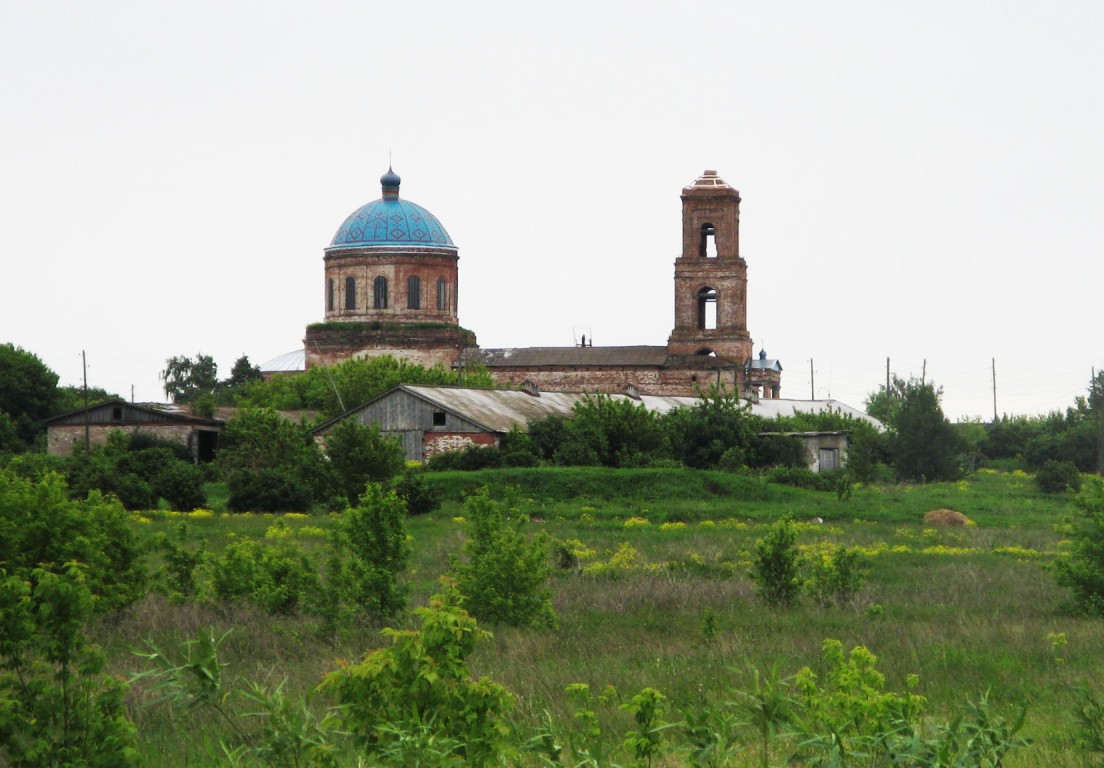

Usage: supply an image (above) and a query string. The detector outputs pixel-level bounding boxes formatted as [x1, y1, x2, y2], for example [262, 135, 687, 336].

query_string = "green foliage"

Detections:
[804, 545, 868, 608]
[450, 488, 556, 628]
[889, 378, 964, 482]
[665, 385, 757, 470]
[426, 445, 506, 471]
[325, 484, 411, 624]
[1036, 459, 1083, 494]
[793, 639, 926, 763]
[0, 468, 144, 610]
[232, 354, 494, 418]
[323, 418, 405, 504]
[218, 408, 334, 512]
[161, 353, 219, 403]
[0, 566, 138, 767]
[1053, 477, 1104, 615]
[621, 687, 669, 768]
[0, 343, 60, 450]
[730, 665, 795, 768]
[321, 583, 514, 767]
[764, 466, 845, 492]
[567, 394, 667, 468]
[749, 516, 805, 608]
[391, 467, 441, 515]
[203, 539, 320, 615]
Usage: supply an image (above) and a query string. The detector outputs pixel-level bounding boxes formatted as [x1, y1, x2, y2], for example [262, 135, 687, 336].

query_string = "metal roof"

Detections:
[258, 348, 306, 374]
[318, 384, 883, 434]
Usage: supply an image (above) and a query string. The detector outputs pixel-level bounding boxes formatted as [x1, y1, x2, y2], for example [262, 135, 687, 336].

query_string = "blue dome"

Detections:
[328, 170, 455, 249]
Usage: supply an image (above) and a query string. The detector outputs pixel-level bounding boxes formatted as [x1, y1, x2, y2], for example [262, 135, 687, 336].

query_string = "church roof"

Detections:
[327, 168, 455, 250]
[463, 346, 746, 370]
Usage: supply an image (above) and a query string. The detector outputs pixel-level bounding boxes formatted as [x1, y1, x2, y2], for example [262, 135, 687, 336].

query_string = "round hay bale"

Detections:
[923, 508, 972, 526]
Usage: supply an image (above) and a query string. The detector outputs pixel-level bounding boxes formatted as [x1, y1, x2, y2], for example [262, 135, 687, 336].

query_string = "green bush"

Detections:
[0, 566, 138, 767]
[749, 517, 804, 608]
[155, 460, 207, 511]
[391, 469, 441, 515]
[321, 583, 513, 766]
[227, 468, 315, 513]
[450, 488, 556, 628]
[325, 484, 411, 624]
[1054, 477, 1104, 615]
[804, 545, 867, 607]
[426, 445, 504, 471]
[324, 418, 405, 505]
[0, 469, 144, 611]
[1036, 459, 1083, 494]
[764, 466, 843, 492]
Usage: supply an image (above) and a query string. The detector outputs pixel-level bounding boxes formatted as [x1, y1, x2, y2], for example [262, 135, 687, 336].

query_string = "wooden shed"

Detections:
[45, 401, 224, 461]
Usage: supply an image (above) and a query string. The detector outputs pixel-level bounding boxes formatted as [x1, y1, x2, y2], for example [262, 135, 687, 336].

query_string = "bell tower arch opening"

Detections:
[667, 170, 753, 368]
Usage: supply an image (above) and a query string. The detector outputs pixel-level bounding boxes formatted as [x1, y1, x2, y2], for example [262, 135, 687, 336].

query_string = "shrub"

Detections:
[1053, 477, 1104, 615]
[1036, 459, 1083, 494]
[804, 545, 867, 607]
[749, 517, 804, 608]
[203, 539, 319, 615]
[450, 488, 556, 628]
[156, 460, 207, 511]
[426, 445, 504, 471]
[764, 466, 843, 492]
[321, 583, 513, 766]
[324, 418, 405, 505]
[0, 469, 144, 611]
[0, 566, 138, 767]
[391, 469, 441, 515]
[325, 484, 411, 624]
[227, 468, 315, 513]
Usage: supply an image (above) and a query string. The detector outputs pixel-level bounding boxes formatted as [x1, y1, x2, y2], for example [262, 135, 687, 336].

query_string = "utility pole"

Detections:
[886, 357, 890, 394]
[1094, 366, 1104, 476]
[992, 358, 998, 422]
[921, 359, 926, 385]
[82, 350, 90, 455]
[810, 359, 815, 400]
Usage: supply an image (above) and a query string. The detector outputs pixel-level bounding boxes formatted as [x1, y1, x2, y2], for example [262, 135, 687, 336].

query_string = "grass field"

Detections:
[98, 467, 1103, 766]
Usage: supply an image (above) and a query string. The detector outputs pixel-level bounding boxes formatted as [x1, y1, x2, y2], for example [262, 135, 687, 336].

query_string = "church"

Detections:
[278, 168, 783, 400]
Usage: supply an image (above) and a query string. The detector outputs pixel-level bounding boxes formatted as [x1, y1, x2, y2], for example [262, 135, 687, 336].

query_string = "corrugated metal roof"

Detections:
[258, 349, 306, 373]
[330, 385, 883, 434]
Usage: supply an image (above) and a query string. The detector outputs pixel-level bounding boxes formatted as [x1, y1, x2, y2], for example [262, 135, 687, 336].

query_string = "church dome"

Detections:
[328, 169, 455, 250]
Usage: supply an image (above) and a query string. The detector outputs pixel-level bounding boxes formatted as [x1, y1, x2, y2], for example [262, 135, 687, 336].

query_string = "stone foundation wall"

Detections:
[48, 424, 195, 457]
[423, 431, 497, 458]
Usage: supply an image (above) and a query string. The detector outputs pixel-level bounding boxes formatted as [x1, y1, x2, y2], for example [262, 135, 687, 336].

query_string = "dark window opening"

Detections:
[327, 278, 334, 311]
[373, 276, 388, 309]
[111, 407, 123, 420]
[697, 287, 718, 330]
[432, 410, 447, 426]
[436, 277, 447, 311]
[696, 348, 717, 357]
[407, 275, 421, 309]
[345, 276, 357, 310]
[700, 223, 717, 258]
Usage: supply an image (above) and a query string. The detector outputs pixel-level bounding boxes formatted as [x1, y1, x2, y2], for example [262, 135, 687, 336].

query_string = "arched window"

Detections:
[344, 276, 357, 310]
[436, 277, 448, 311]
[700, 223, 717, 258]
[697, 287, 717, 330]
[407, 275, 421, 309]
[327, 278, 334, 311]
[373, 276, 388, 309]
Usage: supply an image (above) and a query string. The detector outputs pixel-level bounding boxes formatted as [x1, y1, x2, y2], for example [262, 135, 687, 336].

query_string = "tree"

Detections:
[664, 385, 757, 469]
[1054, 477, 1104, 615]
[160, 353, 218, 403]
[226, 355, 263, 388]
[749, 517, 805, 608]
[887, 379, 963, 483]
[326, 484, 411, 622]
[0, 468, 145, 611]
[324, 418, 405, 505]
[561, 394, 666, 467]
[451, 488, 556, 628]
[0, 343, 61, 449]
[217, 409, 334, 512]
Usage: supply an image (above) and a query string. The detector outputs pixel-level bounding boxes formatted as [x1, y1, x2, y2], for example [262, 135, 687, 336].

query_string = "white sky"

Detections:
[1, 0, 1101, 421]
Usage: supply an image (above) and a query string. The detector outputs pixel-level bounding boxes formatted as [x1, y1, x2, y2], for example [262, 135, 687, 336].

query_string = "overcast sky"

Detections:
[2, 0, 1101, 420]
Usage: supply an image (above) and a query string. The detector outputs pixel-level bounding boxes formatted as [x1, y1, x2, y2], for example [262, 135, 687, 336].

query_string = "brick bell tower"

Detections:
[666, 170, 753, 366]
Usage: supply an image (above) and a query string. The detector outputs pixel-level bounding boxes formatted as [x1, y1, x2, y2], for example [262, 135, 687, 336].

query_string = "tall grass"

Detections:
[98, 468, 1098, 766]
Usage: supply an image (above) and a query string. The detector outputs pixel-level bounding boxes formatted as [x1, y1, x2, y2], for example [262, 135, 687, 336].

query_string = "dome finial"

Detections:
[381, 166, 401, 200]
